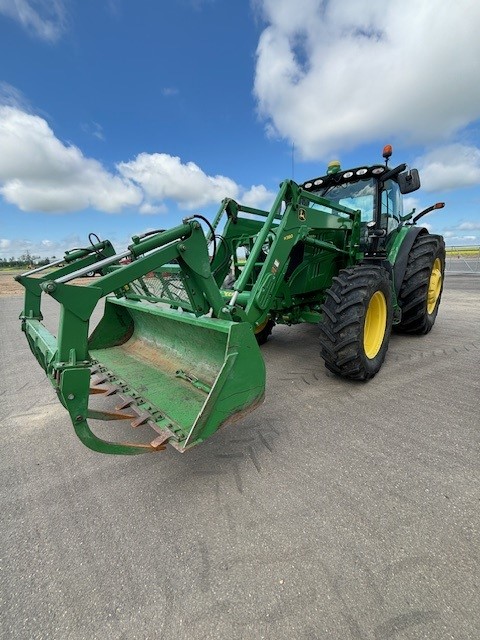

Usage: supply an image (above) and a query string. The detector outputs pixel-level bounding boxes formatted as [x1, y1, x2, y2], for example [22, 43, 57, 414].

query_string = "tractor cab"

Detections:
[301, 146, 421, 252]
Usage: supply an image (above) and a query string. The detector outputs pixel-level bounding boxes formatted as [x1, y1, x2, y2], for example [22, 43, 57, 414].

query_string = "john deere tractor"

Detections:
[17, 145, 445, 455]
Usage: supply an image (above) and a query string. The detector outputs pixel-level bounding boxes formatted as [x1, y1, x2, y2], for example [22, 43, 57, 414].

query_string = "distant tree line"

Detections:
[0, 252, 57, 268]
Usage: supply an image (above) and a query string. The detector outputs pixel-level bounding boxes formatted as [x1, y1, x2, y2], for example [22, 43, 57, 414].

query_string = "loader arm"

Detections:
[212, 180, 362, 328]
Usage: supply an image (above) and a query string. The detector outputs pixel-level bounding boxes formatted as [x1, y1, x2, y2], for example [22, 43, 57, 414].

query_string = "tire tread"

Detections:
[319, 265, 393, 381]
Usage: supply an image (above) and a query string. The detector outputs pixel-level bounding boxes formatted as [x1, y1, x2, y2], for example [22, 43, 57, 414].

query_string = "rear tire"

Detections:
[319, 265, 393, 380]
[395, 234, 445, 334]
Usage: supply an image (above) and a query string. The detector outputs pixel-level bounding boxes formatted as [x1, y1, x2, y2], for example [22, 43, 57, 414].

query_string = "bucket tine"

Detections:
[89, 384, 120, 396]
[116, 396, 135, 410]
[87, 408, 136, 421]
[149, 435, 168, 450]
[130, 412, 151, 429]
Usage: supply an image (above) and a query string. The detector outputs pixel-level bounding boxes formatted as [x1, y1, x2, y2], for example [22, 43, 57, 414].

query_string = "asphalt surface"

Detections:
[1, 274, 479, 640]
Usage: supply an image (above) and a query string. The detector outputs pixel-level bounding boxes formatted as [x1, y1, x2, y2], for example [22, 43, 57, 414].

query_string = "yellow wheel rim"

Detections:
[427, 258, 442, 314]
[364, 291, 387, 359]
[254, 319, 269, 334]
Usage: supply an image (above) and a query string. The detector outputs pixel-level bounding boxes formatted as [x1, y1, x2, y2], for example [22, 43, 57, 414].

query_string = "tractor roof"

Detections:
[301, 164, 388, 192]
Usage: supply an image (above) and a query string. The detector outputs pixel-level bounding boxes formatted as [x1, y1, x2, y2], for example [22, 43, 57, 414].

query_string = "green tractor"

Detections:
[17, 145, 445, 455]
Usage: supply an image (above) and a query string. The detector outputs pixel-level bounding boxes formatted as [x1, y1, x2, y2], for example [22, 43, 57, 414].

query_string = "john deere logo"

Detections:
[298, 208, 306, 221]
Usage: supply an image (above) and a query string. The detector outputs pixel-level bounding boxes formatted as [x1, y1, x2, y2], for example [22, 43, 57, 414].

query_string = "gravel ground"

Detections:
[0, 272, 94, 296]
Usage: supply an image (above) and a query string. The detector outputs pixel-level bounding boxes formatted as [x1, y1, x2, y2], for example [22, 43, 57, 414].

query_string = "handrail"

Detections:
[234, 180, 289, 294]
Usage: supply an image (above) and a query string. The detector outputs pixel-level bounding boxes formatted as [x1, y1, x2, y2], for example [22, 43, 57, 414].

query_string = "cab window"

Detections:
[381, 180, 402, 233]
[310, 178, 376, 223]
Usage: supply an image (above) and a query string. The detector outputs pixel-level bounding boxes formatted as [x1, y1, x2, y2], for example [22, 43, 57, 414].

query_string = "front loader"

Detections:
[18, 146, 445, 455]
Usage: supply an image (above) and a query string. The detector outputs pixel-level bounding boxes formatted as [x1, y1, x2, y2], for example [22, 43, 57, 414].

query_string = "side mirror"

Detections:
[397, 168, 420, 194]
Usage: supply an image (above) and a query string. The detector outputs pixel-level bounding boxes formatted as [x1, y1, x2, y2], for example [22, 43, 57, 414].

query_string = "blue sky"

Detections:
[1, 0, 480, 259]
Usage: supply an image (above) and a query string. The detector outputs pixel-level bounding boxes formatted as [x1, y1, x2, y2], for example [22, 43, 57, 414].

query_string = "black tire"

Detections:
[255, 319, 275, 345]
[395, 234, 445, 335]
[319, 265, 393, 381]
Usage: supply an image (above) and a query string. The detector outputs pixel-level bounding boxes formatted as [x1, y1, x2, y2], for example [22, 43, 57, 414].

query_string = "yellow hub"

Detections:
[427, 258, 442, 314]
[364, 291, 387, 359]
[254, 319, 269, 334]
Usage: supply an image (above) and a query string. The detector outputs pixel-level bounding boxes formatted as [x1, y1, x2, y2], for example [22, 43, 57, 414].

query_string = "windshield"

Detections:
[311, 178, 376, 223]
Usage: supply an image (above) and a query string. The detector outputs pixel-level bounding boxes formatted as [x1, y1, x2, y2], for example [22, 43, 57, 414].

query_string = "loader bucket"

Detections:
[87, 297, 266, 451]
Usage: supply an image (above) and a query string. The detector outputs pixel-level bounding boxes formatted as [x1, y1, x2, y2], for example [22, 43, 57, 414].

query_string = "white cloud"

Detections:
[416, 144, 480, 192]
[0, 237, 59, 257]
[444, 232, 477, 242]
[139, 202, 167, 215]
[118, 153, 278, 211]
[118, 153, 241, 209]
[81, 121, 105, 141]
[0, 82, 31, 111]
[0, 0, 67, 42]
[458, 221, 480, 230]
[0, 235, 94, 258]
[240, 184, 276, 209]
[440, 221, 480, 245]
[0, 106, 143, 212]
[0, 104, 275, 215]
[402, 196, 420, 214]
[254, 0, 480, 159]
[189, 0, 216, 10]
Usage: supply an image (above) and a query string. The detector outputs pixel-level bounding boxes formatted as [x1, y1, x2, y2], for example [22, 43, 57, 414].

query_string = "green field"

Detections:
[445, 246, 480, 257]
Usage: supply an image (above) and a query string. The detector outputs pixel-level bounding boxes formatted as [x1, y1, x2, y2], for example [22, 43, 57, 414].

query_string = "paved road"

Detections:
[1, 275, 479, 640]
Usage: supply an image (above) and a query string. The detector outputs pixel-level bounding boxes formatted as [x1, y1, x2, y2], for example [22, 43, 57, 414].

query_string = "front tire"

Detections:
[319, 265, 393, 380]
[395, 234, 445, 334]
[255, 319, 275, 345]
